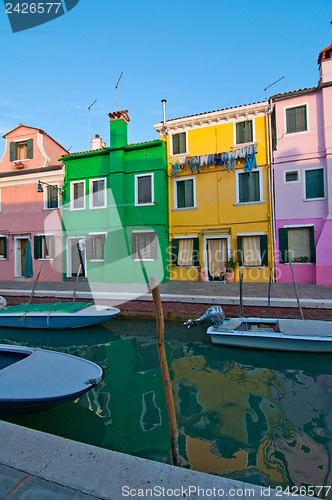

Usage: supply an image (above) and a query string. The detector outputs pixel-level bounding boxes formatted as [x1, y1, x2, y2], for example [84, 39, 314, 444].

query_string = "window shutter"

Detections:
[278, 228, 288, 263]
[27, 139, 33, 159]
[34, 236, 41, 260]
[46, 235, 55, 259]
[236, 123, 243, 144]
[193, 237, 200, 266]
[239, 173, 249, 203]
[248, 172, 260, 202]
[237, 236, 243, 266]
[179, 133, 186, 153]
[244, 120, 253, 142]
[176, 181, 185, 208]
[170, 239, 179, 266]
[131, 233, 137, 260]
[9, 142, 17, 161]
[3, 236, 7, 259]
[306, 169, 324, 199]
[260, 235, 268, 266]
[271, 110, 277, 151]
[151, 232, 158, 260]
[85, 236, 93, 261]
[173, 134, 180, 155]
[309, 226, 316, 263]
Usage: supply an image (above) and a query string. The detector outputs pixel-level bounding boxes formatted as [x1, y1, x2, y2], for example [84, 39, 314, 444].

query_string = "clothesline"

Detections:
[170, 144, 258, 177]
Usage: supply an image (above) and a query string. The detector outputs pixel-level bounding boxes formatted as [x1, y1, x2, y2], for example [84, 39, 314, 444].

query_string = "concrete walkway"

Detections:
[0, 421, 317, 499]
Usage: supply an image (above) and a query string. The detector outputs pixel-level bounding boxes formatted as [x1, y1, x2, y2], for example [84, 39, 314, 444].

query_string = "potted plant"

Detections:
[300, 256, 309, 263]
[225, 255, 236, 283]
[197, 266, 206, 282]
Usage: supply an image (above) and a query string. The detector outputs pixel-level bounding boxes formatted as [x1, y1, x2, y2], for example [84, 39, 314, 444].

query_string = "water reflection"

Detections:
[2, 318, 332, 496]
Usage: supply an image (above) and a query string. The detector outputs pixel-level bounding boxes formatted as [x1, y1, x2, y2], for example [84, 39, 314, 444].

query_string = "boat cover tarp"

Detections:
[277, 319, 332, 337]
[0, 302, 93, 315]
[217, 318, 243, 332]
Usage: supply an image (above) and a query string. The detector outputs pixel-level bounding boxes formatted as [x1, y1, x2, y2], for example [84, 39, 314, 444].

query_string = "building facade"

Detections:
[272, 44, 332, 284]
[154, 102, 274, 282]
[61, 111, 169, 285]
[0, 124, 68, 281]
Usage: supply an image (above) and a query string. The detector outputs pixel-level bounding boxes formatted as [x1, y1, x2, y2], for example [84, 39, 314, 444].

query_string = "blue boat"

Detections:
[0, 344, 103, 414]
[0, 302, 120, 329]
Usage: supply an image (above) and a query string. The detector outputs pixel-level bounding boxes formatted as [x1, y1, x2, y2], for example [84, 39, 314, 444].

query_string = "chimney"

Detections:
[108, 110, 130, 148]
[92, 134, 103, 150]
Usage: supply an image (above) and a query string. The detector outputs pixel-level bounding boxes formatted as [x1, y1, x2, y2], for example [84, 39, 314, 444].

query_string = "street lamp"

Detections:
[37, 180, 65, 197]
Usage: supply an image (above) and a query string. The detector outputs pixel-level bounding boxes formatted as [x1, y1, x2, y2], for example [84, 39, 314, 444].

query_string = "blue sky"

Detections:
[0, 0, 331, 154]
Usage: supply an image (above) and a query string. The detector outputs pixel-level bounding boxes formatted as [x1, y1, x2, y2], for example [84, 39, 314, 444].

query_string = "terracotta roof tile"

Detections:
[272, 86, 318, 99]
[2, 124, 68, 154]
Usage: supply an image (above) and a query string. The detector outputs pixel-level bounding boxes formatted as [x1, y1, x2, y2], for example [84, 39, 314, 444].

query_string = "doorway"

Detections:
[67, 236, 86, 278]
[14, 237, 30, 278]
[203, 236, 230, 281]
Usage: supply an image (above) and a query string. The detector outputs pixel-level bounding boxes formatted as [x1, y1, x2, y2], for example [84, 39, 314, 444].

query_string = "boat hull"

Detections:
[0, 304, 120, 329]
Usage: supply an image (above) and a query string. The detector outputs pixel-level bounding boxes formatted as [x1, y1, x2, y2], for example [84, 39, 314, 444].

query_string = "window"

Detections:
[174, 177, 196, 209]
[170, 237, 199, 267]
[0, 236, 7, 259]
[135, 174, 154, 206]
[34, 235, 54, 260]
[45, 185, 59, 209]
[285, 171, 299, 183]
[305, 168, 325, 199]
[89, 178, 106, 209]
[286, 105, 307, 134]
[237, 170, 261, 203]
[132, 231, 157, 260]
[86, 233, 106, 261]
[237, 235, 268, 267]
[172, 132, 186, 155]
[9, 139, 33, 161]
[279, 227, 315, 263]
[236, 120, 253, 144]
[70, 181, 85, 210]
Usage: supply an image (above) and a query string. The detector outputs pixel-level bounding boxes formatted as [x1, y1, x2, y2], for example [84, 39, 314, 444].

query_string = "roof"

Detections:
[161, 101, 268, 123]
[2, 124, 69, 154]
[61, 147, 106, 158]
[62, 140, 163, 158]
[271, 86, 318, 100]
[318, 43, 332, 65]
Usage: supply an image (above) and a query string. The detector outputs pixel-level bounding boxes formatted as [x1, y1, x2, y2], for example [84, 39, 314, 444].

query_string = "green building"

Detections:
[61, 111, 169, 284]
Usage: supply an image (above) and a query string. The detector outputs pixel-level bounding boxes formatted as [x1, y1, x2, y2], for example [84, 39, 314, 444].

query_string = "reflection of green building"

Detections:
[61, 110, 168, 284]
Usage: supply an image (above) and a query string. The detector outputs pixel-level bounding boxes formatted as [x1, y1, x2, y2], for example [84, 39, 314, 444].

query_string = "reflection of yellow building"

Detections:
[154, 102, 274, 282]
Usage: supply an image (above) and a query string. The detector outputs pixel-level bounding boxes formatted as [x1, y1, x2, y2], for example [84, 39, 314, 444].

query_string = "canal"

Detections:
[1, 317, 332, 495]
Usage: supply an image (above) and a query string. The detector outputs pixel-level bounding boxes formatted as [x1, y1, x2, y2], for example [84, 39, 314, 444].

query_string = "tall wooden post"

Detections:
[149, 276, 180, 467]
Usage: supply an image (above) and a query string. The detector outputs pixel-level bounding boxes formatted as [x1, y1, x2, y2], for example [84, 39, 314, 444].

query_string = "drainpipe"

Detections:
[267, 97, 276, 282]
[161, 99, 167, 135]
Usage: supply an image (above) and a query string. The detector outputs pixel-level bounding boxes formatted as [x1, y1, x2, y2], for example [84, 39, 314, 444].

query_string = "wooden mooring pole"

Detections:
[239, 272, 244, 318]
[149, 276, 180, 467]
[267, 268, 272, 318]
[289, 261, 305, 320]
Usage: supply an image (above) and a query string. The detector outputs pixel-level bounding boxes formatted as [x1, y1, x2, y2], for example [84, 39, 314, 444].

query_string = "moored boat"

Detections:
[0, 344, 103, 414]
[185, 306, 332, 352]
[0, 301, 120, 329]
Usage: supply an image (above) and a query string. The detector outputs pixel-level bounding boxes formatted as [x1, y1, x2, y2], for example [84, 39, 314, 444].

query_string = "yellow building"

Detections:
[154, 101, 274, 282]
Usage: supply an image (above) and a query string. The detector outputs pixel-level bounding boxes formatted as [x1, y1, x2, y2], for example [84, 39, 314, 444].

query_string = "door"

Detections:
[67, 237, 86, 278]
[205, 237, 228, 281]
[14, 237, 29, 277]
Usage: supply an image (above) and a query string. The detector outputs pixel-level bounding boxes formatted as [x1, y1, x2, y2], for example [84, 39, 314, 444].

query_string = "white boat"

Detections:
[0, 344, 103, 414]
[0, 302, 120, 329]
[185, 306, 332, 352]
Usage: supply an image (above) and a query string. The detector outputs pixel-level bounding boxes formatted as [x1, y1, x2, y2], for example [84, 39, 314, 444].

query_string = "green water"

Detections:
[2, 318, 332, 494]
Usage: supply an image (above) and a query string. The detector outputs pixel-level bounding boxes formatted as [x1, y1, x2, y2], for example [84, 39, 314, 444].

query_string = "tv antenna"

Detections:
[88, 99, 97, 148]
[115, 72, 123, 111]
[264, 76, 285, 100]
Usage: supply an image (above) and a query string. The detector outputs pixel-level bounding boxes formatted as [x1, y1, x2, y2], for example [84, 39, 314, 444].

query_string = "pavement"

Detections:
[0, 421, 318, 500]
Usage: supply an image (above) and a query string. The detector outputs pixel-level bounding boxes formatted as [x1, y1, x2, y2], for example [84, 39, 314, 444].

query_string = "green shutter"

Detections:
[244, 120, 253, 142]
[173, 134, 180, 155]
[309, 226, 316, 263]
[34, 236, 42, 260]
[3, 237, 7, 259]
[236, 123, 243, 144]
[305, 169, 324, 199]
[286, 106, 307, 133]
[271, 109, 277, 151]
[239, 173, 249, 203]
[193, 237, 200, 266]
[237, 236, 243, 266]
[286, 108, 296, 134]
[170, 239, 179, 266]
[176, 181, 186, 208]
[278, 228, 288, 263]
[248, 172, 260, 201]
[9, 142, 17, 161]
[179, 132, 186, 153]
[27, 139, 33, 159]
[260, 235, 268, 266]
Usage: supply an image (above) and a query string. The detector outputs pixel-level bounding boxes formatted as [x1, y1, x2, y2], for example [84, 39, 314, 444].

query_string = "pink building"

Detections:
[0, 124, 68, 281]
[272, 44, 332, 284]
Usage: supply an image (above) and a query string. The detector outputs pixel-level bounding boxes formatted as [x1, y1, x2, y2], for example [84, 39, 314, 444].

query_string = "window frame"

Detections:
[43, 183, 60, 210]
[0, 235, 7, 260]
[70, 180, 86, 211]
[284, 169, 300, 184]
[285, 103, 308, 135]
[235, 168, 263, 205]
[87, 232, 106, 262]
[279, 225, 315, 264]
[9, 138, 33, 162]
[170, 131, 188, 156]
[35, 234, 54, 260]
[173, 176, 197, 210]
[234, 119, 255, 145]
[134, 173, 154, 207]
[236, 232, 268, 268]
[304, 167, 325, 201]
[89, 177, 107, 209]
[171, 235, 199, 268]
[131, 230, 158, 261]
